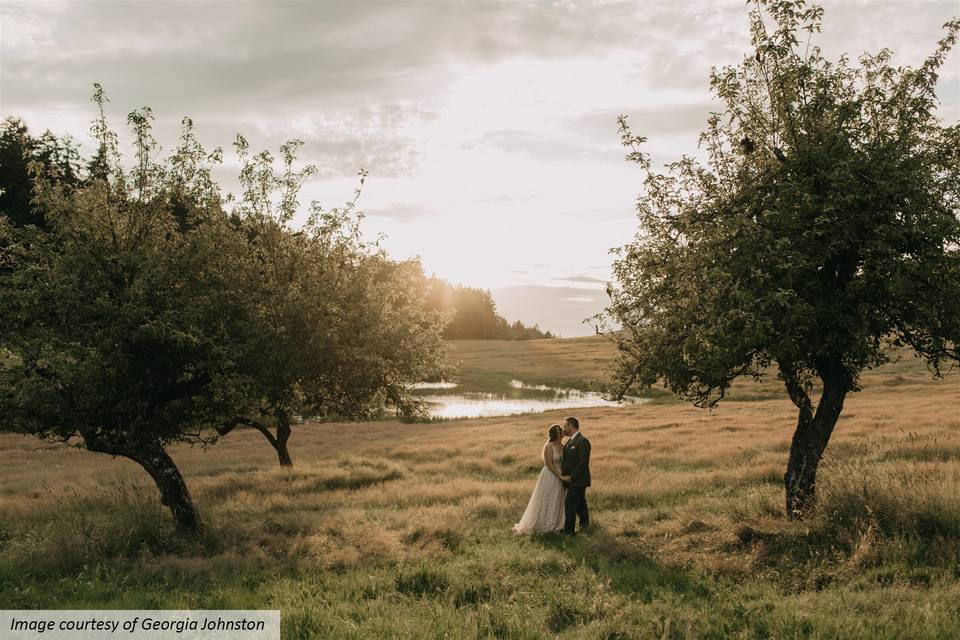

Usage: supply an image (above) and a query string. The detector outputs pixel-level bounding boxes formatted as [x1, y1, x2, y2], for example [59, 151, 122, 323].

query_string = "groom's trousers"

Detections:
[563, 487, 589, 534]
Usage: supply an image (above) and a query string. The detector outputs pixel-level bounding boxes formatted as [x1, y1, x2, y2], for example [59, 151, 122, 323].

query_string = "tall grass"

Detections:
[1, 342, 959, 637]
[812, 447, 960, 574]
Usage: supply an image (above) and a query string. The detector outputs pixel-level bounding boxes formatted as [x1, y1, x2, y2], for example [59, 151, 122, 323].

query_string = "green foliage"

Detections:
[603, 0, 960, 406]
[219, 133, 446, 433]
[0, 117, 82, 229]
[0, 88, 259, 532]
[601, 0, 960, 516]
[0, 83, 447, 527]
[1, 89, 254, 451]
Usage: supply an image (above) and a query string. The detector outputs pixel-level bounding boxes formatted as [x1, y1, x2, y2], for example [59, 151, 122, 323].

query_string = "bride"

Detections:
[513, 424, 565, 534]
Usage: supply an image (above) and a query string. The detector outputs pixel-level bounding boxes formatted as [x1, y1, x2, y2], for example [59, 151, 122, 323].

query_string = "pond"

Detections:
[410, 379, 648, 419]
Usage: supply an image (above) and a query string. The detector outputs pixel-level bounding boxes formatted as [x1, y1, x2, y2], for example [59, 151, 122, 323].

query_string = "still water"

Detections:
[411, 380, 647, 419]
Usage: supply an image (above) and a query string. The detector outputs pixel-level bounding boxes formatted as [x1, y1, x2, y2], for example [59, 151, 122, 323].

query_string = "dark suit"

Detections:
[561, 431, 591, 533]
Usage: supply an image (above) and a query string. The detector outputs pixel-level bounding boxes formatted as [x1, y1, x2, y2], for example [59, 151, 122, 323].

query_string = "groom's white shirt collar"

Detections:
[568, 430, 580, 443]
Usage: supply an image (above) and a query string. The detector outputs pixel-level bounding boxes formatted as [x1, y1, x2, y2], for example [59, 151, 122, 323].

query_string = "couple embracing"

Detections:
[513, 416, 591, 535]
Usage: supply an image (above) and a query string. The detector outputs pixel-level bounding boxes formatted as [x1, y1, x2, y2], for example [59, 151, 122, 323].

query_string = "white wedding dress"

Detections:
[513, 444, 565, 534]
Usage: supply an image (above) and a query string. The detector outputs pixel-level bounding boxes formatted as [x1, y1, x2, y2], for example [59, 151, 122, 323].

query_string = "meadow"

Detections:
[446, 337, 799, 403]
[1, 338, 959, 638]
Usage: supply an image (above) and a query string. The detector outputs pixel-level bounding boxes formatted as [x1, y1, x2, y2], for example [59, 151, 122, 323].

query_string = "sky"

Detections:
[2, 0, 958, 336]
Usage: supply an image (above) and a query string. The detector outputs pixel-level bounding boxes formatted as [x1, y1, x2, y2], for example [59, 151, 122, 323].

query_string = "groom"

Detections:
[560, 416, 591, 535]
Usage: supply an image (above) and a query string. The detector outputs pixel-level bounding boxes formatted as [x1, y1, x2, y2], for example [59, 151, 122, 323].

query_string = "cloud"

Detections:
[553, 275, 608, 285]
[576, 101, 719, 141]
[1, 2, 660, 116]
[4, 0, 957, 337]
[467, 128, 613, 164]
[478, 193, 535, 204]
[363, 202, 437, 222]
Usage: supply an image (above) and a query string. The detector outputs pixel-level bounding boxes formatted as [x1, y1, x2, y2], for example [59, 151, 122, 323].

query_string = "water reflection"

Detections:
[410, 381, 459, 390]
[411, 379, 646, 419]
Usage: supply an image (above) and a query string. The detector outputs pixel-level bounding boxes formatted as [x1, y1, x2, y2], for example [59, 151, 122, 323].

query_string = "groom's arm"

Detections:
[570, 439, 591, 484]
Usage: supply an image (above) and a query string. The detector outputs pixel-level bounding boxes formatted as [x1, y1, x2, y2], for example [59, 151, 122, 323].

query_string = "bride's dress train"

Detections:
[513, 445, 565, 533]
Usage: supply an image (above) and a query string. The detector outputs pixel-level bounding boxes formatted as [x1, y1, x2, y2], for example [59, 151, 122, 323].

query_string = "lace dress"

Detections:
[513, 444, 565, 534]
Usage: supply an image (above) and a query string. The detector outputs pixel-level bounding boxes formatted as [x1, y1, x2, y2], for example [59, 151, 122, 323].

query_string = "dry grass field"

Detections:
[443, 336, 619, 390]
[1, 339, 959, 638]
[445, 336, 799, 402]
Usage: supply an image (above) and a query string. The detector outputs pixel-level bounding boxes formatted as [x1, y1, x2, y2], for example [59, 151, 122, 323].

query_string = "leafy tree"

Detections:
[0, 89, 259, 534]
[328, 255, 448, 417]
[216, 138, 446, 465]
[1, 85, 449, 531]
[0, 118, 82, 229]
[601, 0, 960, 517]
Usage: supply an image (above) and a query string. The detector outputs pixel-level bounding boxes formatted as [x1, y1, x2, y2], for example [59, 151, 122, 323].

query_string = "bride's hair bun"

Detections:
[548, 424, 562, 442]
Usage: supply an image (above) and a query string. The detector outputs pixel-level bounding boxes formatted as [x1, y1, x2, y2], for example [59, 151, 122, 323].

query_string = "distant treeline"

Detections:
[0, 118, 83, 229]
[424, 277, 553, 340]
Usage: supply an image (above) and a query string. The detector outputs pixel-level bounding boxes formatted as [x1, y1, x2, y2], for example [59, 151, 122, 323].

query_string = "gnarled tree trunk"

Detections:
[274, 415, 293, 467]
[83, 434, 202, 535]
[780, 363, 849, 518]
[219, 414, 293, 467]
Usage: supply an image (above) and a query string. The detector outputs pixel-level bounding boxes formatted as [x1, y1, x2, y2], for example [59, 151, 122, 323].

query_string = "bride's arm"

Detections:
[542, 444, 562, 479]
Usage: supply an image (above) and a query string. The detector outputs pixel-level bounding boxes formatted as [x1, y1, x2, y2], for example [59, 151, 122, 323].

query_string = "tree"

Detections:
[423, 277, 552, 340]
[1, 85, 451, 523]
[0, 118, 82, 229]
[318, 254, 448, 418]
[215, 138, 446, 465]
[0, 89, 258, 534]
[600, 0, 960, 517]
[1, 85, 448, 528]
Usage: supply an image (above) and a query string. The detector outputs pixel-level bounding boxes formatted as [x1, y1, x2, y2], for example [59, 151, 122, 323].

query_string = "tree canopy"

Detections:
[0, 117, 82, 229]
[0, 87, 446, 531]
[216, 136, 446, 465]
[601, 0, 960, 517]
[1, 97, 252, 533]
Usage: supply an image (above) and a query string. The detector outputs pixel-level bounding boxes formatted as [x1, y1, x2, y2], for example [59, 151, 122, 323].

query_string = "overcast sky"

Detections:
[2, 0, 958, 336]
